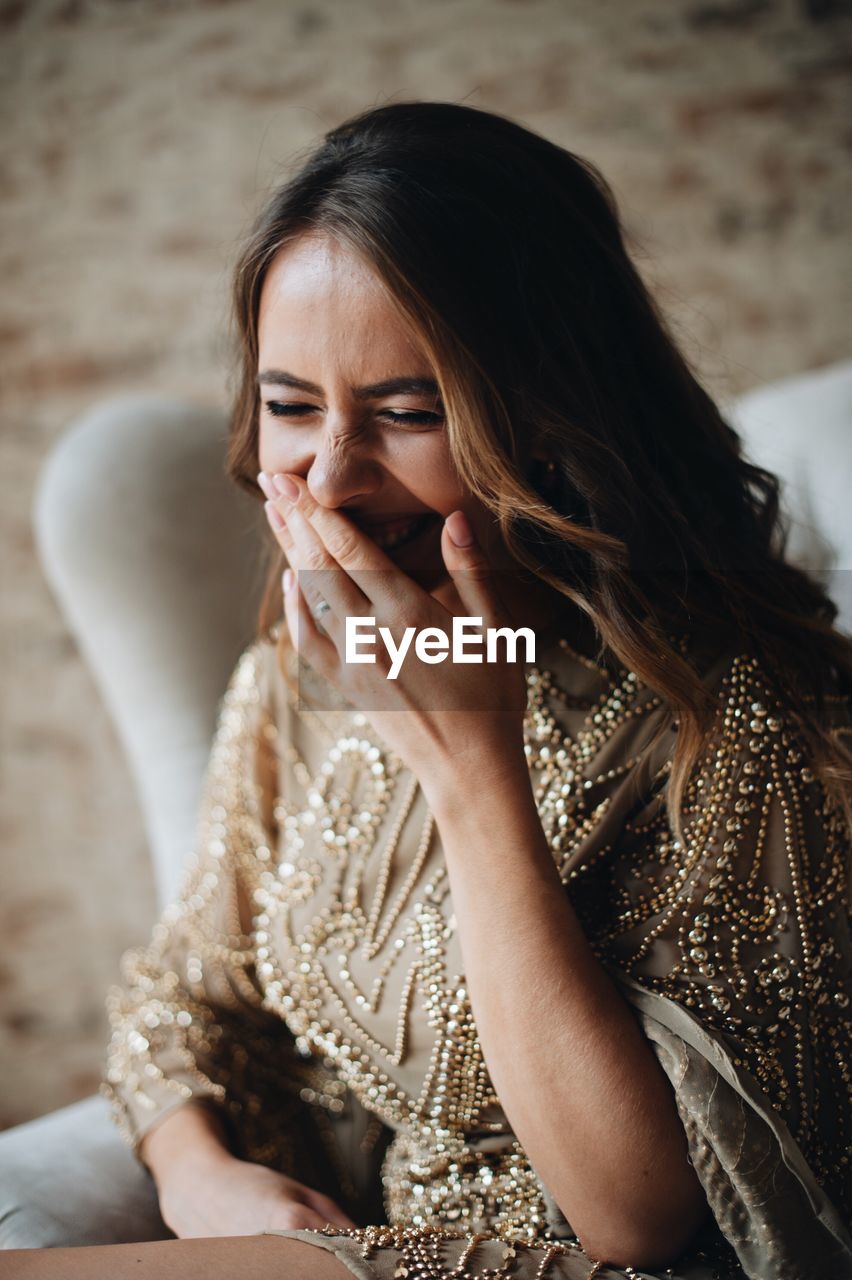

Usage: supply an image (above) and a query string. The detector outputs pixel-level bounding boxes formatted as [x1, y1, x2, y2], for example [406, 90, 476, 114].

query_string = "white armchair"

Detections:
[1, 395, 270, 1247]
[725, 360, 852, 635]
[1, 361, 850, 1247]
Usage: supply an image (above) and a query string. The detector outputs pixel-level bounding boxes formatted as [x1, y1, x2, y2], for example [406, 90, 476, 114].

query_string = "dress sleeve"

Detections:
[100, 638, 351, 1193]
[599, 651, 852, 1279]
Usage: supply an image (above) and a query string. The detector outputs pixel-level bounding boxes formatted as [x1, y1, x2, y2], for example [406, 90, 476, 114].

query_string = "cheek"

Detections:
[257, 419, 296, 474]
[257, 418, 272, 469]
[385, 439, 467, 511]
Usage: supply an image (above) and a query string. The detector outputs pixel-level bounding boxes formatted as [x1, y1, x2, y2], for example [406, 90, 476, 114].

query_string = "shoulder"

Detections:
[206, 630, 285, 758]
[685, 642, 852, 797]
[223, 625, 287, 708]
[609, 639, 852, 909]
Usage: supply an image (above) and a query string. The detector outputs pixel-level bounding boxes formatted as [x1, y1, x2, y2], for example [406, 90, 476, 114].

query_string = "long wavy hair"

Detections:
[225, 99, 852, 848]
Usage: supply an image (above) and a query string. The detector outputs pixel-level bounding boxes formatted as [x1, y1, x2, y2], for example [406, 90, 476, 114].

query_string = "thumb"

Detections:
[442, 510, 504, 630]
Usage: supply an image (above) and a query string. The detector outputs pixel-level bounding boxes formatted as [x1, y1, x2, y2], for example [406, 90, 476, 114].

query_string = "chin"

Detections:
[384, 540, 444, 586]
[380, 514, 447, 590]
[411, 561, 451, 593]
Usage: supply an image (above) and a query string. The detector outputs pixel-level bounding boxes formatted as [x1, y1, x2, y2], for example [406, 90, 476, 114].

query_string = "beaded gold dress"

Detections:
[102, 624, 852, 1280]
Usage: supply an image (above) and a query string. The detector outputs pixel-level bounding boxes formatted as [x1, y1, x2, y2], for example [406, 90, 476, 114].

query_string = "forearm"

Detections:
[428, 757, 708, 1268]
[1, 1237, 347, 1280]
[139, 1100, 234, 1195]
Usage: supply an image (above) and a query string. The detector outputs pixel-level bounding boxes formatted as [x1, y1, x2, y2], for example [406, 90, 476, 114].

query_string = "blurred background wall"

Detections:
[1, 0, 850, 1129]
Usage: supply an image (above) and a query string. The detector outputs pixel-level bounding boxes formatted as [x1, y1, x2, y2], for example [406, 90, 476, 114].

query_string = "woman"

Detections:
[27, 101, 852, 1279]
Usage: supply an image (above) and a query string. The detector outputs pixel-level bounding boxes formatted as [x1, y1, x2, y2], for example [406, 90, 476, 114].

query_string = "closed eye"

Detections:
[263, 402, 443, 427]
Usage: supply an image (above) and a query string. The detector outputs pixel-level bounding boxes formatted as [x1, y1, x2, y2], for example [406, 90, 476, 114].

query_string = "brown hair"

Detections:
[225, 99, 852, 848]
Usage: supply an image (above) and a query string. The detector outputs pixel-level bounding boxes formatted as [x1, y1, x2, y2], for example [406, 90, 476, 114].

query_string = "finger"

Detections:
[282, 562, 339, 679]
[281, 507, 367, 640]
[263, 497, 296, 555]
[262, 472, 342, 628]
[305, 1190, 359, 1229]
[262, 475, 369, 630]
[279, 473, 429, 612]
[442, 510, 507, 631]
[269, 1202, 336, 1231]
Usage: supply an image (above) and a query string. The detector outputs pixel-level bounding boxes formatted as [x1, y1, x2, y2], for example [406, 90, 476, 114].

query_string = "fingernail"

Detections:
[272, 473, 299, 501]
[283, 567, 293, 593]
[257, 471, 276, 501]
[446, 510, 474, 546]
[265, 500, 286, 531]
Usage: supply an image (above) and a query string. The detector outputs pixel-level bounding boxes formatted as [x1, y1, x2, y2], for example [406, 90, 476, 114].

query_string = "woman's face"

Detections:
[256, 233, 495, 594]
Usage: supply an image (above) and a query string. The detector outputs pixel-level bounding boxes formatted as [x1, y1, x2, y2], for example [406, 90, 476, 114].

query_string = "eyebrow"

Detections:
[256, 370, 441, 401]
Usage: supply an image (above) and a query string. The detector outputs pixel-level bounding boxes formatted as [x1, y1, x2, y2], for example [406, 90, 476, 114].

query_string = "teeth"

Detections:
[373, 516, 427, 549]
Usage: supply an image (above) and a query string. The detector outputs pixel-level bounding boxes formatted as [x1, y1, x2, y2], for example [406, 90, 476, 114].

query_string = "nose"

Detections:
[301, 421, 383, 512]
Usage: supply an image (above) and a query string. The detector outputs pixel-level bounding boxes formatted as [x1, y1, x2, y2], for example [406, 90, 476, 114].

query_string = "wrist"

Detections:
[155, 1144, 238, 1231]
[141, 1102, 235, 1195]
[423, 742, 531, 824]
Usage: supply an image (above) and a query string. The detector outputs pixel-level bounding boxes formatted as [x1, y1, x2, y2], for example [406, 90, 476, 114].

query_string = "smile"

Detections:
[365, 513, 440, 550]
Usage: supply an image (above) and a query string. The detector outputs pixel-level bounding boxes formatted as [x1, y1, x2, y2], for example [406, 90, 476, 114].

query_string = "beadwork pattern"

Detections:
[102, 626, 851, 1279]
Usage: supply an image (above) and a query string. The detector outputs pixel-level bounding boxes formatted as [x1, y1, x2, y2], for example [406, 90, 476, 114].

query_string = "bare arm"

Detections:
[427, 754, 710, 1270]
[2, 1236, 350, 1280]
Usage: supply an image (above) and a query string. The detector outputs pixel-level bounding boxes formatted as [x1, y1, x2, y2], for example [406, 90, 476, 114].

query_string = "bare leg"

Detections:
[0, 1236, 354, 1280]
